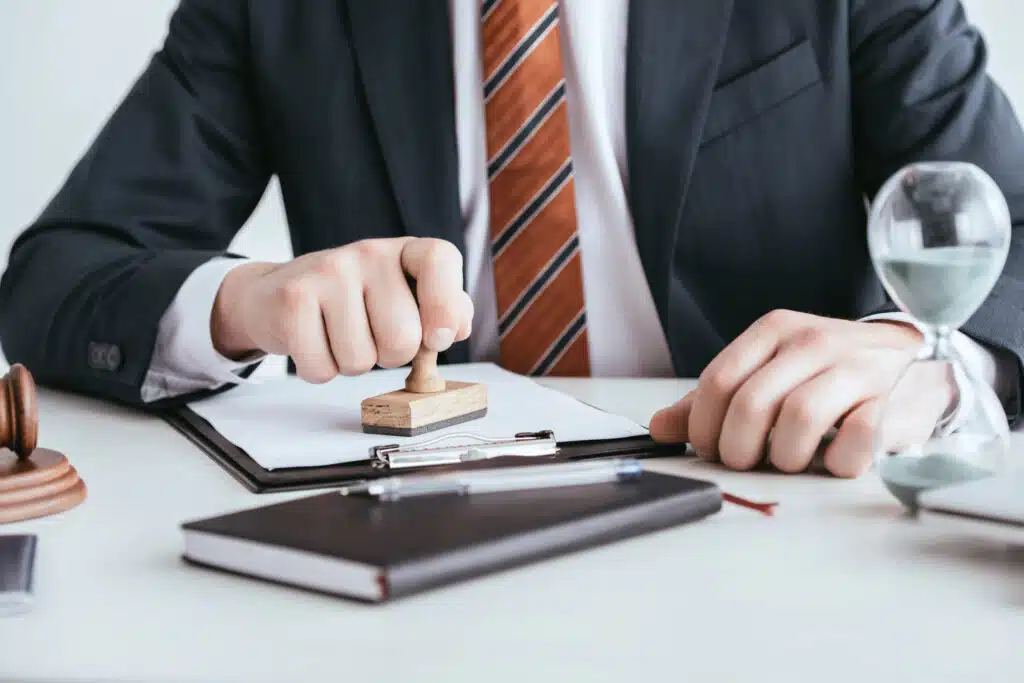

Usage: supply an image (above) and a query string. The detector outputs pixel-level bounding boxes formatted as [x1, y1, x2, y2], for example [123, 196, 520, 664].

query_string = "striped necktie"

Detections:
[481, 0, 591, 377]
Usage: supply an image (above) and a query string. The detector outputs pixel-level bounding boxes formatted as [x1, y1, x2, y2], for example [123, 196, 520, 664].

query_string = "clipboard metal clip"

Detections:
[370, 430, 559, 470]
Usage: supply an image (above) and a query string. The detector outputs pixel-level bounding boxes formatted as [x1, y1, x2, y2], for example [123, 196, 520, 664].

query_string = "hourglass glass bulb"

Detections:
[868, 162, 1011, 332]
[866, 162, 1014, 509]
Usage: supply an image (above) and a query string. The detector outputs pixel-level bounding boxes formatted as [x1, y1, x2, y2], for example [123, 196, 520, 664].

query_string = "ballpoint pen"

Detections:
[339, 456, 644, 502]
[370, 430, 560, 469]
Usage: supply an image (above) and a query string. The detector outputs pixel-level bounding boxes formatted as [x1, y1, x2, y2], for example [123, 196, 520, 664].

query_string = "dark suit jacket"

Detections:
[3, 0, 1024, 419]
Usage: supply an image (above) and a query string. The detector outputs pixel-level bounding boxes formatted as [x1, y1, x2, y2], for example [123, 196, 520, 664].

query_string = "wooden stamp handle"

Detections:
[0, 364, 38, 459]
[405, 347, 445, 394]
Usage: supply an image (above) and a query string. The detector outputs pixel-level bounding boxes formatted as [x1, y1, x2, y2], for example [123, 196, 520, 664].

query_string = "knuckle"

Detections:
[394, 324, 422, 355]
[312, 254, 343, 279]
[843, 413, 875, 444]
[699, 366, 733, 398]
[279, 278, 315, 315]
[352, 239, 389, 264]
[783, 392, 818, 429]
[758, 309, 792, 331]
[378, 329, 421, 368]
[422, 238, 462, 269]
[337, 351, 378, 377]
[316, 249, 361, 280]
[732, 386, 767, 421]
[791, 326, 832, 351]
[758, 308, 801, 332]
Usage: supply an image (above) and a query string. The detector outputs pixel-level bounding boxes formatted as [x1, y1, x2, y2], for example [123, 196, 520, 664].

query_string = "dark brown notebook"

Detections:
[180, 470, 721, 602]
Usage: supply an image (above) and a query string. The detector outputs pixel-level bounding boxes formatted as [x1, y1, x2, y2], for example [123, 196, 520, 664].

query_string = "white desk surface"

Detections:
[2, 376, 1023, 683]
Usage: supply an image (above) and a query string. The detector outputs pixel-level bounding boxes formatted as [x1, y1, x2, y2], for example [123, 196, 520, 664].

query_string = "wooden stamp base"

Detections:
[361, 381, 488, 437]
[0, 447, 87, 524]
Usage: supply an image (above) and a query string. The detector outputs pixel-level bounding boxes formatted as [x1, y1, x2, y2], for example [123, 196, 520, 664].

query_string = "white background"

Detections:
[0, 0, 1021, 367]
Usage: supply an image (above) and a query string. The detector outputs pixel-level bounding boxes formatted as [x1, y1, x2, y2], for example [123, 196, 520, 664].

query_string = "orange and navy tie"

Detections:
[482, 0, 591, 377]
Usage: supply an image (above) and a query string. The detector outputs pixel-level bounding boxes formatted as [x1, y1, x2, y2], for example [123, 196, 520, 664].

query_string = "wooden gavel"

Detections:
[0, 364, 87, 524]
[0, 363, 38, 458]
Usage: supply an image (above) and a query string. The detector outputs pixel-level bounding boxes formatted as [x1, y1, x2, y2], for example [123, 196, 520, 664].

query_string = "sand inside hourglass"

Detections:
[877, 444, 998, 509]
[878, 245, 1005, 327]
[874, 367, 1008, 509]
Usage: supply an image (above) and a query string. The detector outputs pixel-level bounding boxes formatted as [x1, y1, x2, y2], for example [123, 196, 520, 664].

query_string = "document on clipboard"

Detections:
[173, 363, 656, 479]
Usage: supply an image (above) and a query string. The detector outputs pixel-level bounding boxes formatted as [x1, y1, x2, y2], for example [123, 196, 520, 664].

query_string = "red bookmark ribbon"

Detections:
[722, 492, 778, 516]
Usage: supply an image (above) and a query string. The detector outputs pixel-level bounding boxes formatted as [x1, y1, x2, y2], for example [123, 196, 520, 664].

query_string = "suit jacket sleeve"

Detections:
[850, 0, 1024, 423]
[0, 0, 270, 407]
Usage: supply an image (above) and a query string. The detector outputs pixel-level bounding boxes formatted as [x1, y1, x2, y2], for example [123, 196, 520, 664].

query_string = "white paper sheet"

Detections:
[187, 363, 648, 470]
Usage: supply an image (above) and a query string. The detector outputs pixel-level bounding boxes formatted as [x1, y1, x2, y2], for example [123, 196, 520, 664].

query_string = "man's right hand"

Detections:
[210, 237, 473, 383]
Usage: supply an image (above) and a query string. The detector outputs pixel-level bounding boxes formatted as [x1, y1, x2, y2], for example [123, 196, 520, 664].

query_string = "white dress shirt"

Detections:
[141, 0, 1013, 409]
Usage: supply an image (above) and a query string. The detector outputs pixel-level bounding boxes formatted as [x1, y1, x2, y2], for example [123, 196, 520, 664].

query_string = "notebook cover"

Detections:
[163, 405, 688, 493]
[181, 470, 721, 602]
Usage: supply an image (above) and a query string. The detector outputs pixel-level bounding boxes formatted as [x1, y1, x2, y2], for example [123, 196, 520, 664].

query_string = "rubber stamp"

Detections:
[360, 349, 487, 437]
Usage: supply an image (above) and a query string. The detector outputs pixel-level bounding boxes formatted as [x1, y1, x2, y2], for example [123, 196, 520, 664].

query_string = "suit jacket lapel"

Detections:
[345, 0, 462, 249]
[625, 0, 734, 328]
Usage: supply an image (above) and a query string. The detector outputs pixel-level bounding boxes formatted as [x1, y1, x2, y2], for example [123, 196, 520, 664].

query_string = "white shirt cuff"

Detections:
[141, 257, 265, 403]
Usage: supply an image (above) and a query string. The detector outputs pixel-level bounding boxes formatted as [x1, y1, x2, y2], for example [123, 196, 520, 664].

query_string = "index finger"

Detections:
[400, 238, 471, 351]
[686, 311, 789, 458]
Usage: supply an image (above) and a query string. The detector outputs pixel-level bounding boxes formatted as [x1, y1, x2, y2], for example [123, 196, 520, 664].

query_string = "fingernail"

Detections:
[426, 327, 455, 351]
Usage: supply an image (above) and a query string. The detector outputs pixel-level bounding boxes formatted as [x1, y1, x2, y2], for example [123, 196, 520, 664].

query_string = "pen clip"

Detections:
[370, 430, 558, 469]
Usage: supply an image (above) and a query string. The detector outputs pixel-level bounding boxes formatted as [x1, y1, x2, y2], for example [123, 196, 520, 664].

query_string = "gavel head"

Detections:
[0, 364, 38, 459]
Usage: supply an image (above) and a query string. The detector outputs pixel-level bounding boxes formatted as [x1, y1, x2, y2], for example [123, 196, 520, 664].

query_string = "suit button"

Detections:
[88, 342, 122, 371]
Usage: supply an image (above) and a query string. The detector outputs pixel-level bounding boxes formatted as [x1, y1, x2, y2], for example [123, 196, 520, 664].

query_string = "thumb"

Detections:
[648, 391, 694, 444]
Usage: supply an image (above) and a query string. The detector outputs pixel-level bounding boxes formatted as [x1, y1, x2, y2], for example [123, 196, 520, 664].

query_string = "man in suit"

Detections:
[2, 0, 1023, 478]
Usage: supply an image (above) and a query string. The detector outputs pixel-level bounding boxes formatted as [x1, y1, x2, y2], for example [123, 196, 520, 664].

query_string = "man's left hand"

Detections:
[648, 310, 957, 478]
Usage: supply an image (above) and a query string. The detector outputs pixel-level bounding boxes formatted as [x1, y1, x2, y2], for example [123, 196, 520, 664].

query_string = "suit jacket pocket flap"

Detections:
[700, 38, 822, 145]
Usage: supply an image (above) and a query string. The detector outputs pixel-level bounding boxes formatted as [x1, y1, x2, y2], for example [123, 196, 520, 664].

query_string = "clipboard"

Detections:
[162, 405, 687, 494]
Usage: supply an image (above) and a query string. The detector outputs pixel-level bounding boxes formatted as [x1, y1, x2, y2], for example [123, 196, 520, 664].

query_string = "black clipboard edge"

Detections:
[162, 406, 690, 494]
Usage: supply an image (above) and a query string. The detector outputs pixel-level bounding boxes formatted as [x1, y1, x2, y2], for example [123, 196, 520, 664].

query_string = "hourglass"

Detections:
[867, 161, 1013, 509]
